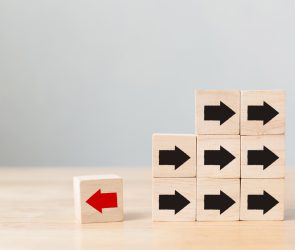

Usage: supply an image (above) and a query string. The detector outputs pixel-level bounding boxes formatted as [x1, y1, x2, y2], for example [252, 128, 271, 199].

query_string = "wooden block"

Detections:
[196, 178, 240, 221]
[195, 90, 240, 135]
[241, 135, 285, 178]
[197, 135, 240, 178]
[152, 134, 196, 177]
[73, 175, 123, 223]
[241, 90, 285, 135]
[152, 178, 196, 221]
[240, 179, 284, 220]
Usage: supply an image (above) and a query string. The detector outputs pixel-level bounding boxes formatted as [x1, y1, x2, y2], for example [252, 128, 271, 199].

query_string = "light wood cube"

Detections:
[195, 90, 240, 135]
[196, 178, 240, 221]
[152, 134, 196, 177]
[241, 135, 285, 178]
[73, 175, 123, 223]
[240, 179, 284, 220]
[152, 178, 196, 221]
[197, 135, 240, 178]
[241, 90, 285, 135]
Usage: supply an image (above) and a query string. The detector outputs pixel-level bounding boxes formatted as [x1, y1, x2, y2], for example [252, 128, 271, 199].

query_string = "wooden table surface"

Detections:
[0, 166, 294, 250]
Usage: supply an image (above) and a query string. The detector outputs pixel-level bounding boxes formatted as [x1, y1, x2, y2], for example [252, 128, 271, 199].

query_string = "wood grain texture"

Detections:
[240, 90, 285, 135]
[152, 178, 196, 221]
[152, 134, 196, 177]
[241, 135, 285, 178]
[240, 179, 284, 221]
[197, 135, 240, 178]
[73, 175, 123, 223]
[0, 166, 294, 250]
[195, 90, 240, 135]
[196, 178, 240, 221]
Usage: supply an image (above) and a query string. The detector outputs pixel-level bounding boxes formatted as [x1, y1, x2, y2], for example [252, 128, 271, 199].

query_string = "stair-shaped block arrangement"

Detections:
[152, 89, 285, 221]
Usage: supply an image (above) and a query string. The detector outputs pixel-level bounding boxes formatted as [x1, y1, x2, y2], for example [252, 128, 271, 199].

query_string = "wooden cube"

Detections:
[73, 175, 123, 223]
[152, 178, 196, 221]
[195, 90, 240, 135]
[241, 135, 285, 178]
[196, 178, 240, 221]
[152, 134, 196, 177]
[240, 179, 284, 220]
[241, 90, 285, 135]
[197, 135, 240, 178]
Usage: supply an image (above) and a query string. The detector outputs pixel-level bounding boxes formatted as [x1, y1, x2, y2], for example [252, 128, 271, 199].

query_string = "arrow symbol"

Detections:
[248, 101, 279, 125]
[86, 189, 118, 213]
[204, 101, 236, 125]
[204, 146, 236, 170]
[159, 190, 190, 214]
[204, 191, 235, 214]
[159, 146, 190, 170]
[248, 191, 279, 214]
[248, 146, 279, 170]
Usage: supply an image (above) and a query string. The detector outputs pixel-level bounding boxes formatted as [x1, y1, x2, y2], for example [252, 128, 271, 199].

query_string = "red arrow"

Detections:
[86, 189, 118, 213]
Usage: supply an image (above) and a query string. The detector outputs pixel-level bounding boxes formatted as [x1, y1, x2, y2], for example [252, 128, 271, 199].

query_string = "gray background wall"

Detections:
[0, 0, 294, 166]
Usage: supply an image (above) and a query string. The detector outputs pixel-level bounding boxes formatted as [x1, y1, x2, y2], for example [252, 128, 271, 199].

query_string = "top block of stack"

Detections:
[240, 90, 285, 135]
[196, 90, 240, 135]
[195, 90, 285, 135]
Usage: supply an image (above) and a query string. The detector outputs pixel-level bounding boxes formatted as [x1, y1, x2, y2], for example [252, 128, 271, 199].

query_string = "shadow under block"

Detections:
[152, 134, 196, 177]
[241, 135, 285, 178]
[152, 178, 196, 221]
[197, 135, 240, 178]
[241, 90, 285, 135]
[240, 179, 284, 220]
[196, 178, 240, 221]
[195, 90, 240, 135]
[73, 175, 123, 223]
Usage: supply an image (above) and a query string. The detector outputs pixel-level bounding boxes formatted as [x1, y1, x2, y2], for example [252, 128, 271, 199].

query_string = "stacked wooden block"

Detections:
[152, 90, 285, 221]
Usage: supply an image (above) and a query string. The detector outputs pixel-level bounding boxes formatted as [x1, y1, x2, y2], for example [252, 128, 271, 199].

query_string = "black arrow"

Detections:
[204, 146, 236, 170]
[159, 146, 190, 170]
[159, 190, 190, 214]
[204, 191, 235, 214]
[248, 101, 279, 125]
[204, 101, 236, 125]
[248, 146, 279, 170]
[248, 191, 279, 214]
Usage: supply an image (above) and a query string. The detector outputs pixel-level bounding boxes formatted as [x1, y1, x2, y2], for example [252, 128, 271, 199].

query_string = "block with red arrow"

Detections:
[73, 174, 123, 223]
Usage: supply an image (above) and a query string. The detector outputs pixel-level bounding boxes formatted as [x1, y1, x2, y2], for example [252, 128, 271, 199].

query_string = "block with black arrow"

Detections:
[153, 178, 196, 221]
[197, 135, 240, 178]
[241, 90, 285, 135]
[152, 134, 196, 177]
[240, 179, 284, 220]
[196, 90, 240, 135]
[197, 179, 240, 221]
[241, 135, 285, 178]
